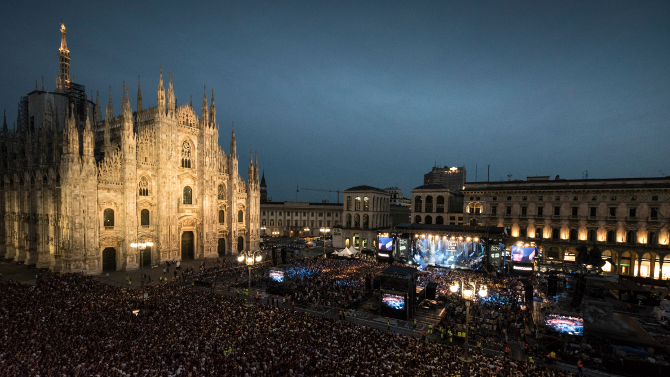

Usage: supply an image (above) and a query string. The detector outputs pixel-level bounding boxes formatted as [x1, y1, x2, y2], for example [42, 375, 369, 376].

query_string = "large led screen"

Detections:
[545, 314, 583, 336]
[269, 270, 284, 283]
[378, 237, 394, 252]
[411, 236, 486, 268]
[382, 293, 405, 310]
[511, 246, 536, 263]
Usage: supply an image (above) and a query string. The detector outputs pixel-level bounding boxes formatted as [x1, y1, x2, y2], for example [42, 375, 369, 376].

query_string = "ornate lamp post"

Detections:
[238, 250, 263, 290]
[131, 239, 153, 285]
[451, 279, 487, 373]
[320, 227, 330, 255]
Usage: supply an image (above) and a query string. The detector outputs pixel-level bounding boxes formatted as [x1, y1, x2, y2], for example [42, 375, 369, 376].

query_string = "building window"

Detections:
[555, 196, 560, 201]
[218, 184, 225, 200]
[610, 196, 616, 201]
[436, 196, 444, 213]
[651, 207, 659, 219]
[491, 206, 497, 215]
[327, 220, 331, 227]
[569, 229, 577, 241]
[538, 196, 543, 201]
[346, 196, 352, 211]
[363, 197, 369, 211]
[270, 220, 274, 226]
[537, 207, 543, 216]
[319, 220, 323, 227]
[506, 206, 512, 215]
[571, 206, 578, 216]
[519, 227, 527, 237]
[591, 196, 596, 201]
[261, 219, 266, 226]
[238, 210, 244, 223]
[652, 195, 659, 201]
[415, 215, 421, 224]
[522, 196, 527, 201]
[103, 208, 114, 227]
[606, 230, 616, 244]
[608, 207, 616, 218]
[492, 196, 497, 201]
[140, 209, 149, 226]
[425, 196, 433, 213]
[507, 196, 512, 201]
[363, 214, 369, 229]
[629, 208, 636, 218]
[327, 212, 331, 217]
[139, 176, 149, 196]
[219, 210, 225, 224]
[354, 214, 361, 228]
[626, 230, 636, 245]
[278, 220, 282, 226]
[553, 206, 560, 216]
[587, 229, 596, 242]
[319, 212, 323, 217]
[590, 207, 596, 217]
[183, 186, 192, 205]
[551, 228, 559, 240]
[521, 206, 527, 216]
[355, 197, 361, 211]
[181, 140, 193, 168]
[302, 220, 306, 227]
[535, 228, 543, 238]
[414, 196, 422, 213]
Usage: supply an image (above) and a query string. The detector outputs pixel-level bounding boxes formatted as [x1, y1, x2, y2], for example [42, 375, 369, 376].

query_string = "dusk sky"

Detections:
[1, 1, 668, 203]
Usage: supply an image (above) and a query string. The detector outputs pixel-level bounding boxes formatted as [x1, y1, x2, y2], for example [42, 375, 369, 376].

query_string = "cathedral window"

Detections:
[141, 209, 150, 226]
[237, 236, 244, 252]
[104, 209, 114, 227]
[181, 140, 193, 168]
[219, 210, 225, 224]
[238, 210, 244, 223]
[218, 184, 225, 200]
[139, 176, 149, 196]
[183, 186, 192, 205]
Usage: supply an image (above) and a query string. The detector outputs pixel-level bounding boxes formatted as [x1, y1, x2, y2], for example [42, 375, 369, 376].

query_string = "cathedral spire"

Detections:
[157, 67, 165, 111]
[201, 86, 208, 125]
[2, 110, 7, 134]
[260, 170, 266, 187]
[230, 121, 236, 157]
[64, 103, 78, 155]
[137, 76, 143, 112]
[106, 86, 113, 120]
[56, 22, 71, 91]
[94, 90, 101, 124]
[122, 82, 131, 116]
[209, 88, 216, 126]
[83, 105, 94, 157]
[167, 70, 175, 116]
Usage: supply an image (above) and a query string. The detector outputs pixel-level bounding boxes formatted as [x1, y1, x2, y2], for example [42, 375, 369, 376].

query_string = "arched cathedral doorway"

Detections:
[181, 231, 194, 260]
[102, 248, 116, 272]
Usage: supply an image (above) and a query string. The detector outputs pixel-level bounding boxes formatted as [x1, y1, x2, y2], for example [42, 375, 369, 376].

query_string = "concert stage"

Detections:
[386, 223, 506, 269]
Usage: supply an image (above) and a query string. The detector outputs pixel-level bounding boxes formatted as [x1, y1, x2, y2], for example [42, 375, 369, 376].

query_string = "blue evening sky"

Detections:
[0, 1, 668, 202]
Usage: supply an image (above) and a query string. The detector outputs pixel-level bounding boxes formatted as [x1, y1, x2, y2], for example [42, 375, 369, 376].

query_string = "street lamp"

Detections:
[131, 239, 154, 285]
[450, 279, 487, 370]
[320, 227, 330, 255]
[238, 250, 263, 290]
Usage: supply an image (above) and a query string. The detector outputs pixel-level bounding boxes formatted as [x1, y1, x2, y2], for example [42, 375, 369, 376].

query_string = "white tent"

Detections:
[337, 248, 353, 257]
[347, 247, 361, 254]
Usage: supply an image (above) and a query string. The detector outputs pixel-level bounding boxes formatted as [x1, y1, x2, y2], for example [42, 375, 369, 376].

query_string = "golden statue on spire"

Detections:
[60, 22, 66, 34]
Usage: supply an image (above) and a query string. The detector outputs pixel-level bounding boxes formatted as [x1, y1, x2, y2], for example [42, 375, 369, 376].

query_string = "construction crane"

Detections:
[301, 188, 342, 204]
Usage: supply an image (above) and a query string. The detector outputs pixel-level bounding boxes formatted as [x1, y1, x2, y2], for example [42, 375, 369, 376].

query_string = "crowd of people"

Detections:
[285, 257, 384, 309]
[0, 273, 578, 377]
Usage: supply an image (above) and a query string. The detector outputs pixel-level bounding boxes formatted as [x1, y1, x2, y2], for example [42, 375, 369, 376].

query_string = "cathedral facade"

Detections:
[0, 24, 261, 274]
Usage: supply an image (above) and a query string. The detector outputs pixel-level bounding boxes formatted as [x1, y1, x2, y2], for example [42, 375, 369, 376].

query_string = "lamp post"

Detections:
[451, 279, 487, 374]
[238, 250, 263, 291]
[320, 227, 330, 255]
[131, 239, 154, 285]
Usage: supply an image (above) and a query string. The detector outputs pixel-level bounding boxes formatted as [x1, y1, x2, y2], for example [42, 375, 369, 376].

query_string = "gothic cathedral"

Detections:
[0, 24, 261, 274]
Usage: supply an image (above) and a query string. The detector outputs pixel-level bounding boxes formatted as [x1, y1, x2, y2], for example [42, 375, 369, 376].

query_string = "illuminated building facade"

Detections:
[410, 184, 462, 225]
[0, 24, 260, 274]
[462, 176, 670, 280]
[335, 186, 391, 251]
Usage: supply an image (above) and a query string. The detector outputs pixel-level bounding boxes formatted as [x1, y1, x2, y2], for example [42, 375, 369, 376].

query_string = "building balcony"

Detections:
[535, 214, 543, 219]
[570, 214, 579, 219]
[551, 214, 561, 220]
[649, 216, 659, 222]
[504, 213, 513, 218]
[626, 216, 638, 222]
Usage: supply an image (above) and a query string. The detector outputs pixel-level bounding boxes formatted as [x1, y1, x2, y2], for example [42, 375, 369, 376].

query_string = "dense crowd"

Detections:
[0, 273, 576, 377]
[285, 258, 384, 309]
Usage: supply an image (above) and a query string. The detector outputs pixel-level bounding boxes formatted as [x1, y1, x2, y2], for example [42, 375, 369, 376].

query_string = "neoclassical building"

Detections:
[335, 185, 391, 250]
[0, 24, 260, 274]
[462, 176, 670, 280]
